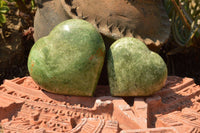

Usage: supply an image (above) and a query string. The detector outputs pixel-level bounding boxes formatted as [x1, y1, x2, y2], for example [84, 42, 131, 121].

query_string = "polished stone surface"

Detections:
[107, 37, 167, 96]
[28, 19, 105, 96]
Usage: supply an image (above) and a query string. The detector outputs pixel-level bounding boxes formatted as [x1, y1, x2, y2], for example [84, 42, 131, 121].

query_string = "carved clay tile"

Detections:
[0, 76, 200, 132]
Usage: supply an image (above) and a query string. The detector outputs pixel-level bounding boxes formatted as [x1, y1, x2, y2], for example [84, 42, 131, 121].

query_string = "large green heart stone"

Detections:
[28, 19, 105, 96]
[107, 37, 167, 96]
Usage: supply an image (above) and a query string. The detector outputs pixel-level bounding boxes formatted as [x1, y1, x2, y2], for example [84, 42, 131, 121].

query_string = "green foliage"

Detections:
[0, 0, 9, 26]
[31, 0, 36, 10]
[164, 0, 200, 47]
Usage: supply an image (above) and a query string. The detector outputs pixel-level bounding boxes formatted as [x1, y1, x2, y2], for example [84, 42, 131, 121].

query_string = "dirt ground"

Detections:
[0, 2, 34, 84]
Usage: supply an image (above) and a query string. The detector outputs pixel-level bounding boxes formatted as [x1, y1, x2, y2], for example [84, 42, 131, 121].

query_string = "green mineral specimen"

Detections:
[107, 37, 167, 96]
[28, 19, 105, 96]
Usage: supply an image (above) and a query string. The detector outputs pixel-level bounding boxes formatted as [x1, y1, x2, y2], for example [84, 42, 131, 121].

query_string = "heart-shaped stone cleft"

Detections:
[107, 37, 167, 96]
[28, 19, 105, 96]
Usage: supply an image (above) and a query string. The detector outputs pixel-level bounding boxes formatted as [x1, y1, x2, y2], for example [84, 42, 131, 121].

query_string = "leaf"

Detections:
[0, 13, 6, 23]
[0, 6, 9, 13]
[0, 0, 7, 7]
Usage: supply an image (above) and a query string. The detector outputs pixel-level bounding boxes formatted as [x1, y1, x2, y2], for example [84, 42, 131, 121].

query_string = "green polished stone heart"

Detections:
[28, 19, 105, 96]
[107, 37, 167, 96]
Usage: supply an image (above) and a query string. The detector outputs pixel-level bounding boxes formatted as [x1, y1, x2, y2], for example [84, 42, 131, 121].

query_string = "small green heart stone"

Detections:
[28, 19, 105, 96]
[107, 37, 167, 96]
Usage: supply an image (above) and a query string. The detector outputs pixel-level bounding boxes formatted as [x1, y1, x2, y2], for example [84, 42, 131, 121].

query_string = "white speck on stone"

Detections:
[63, 25, 70, 31]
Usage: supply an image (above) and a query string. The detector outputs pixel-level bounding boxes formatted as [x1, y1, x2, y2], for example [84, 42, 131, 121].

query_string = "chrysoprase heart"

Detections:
[28, 19, 105, 96]
[107, 37, 167, 96]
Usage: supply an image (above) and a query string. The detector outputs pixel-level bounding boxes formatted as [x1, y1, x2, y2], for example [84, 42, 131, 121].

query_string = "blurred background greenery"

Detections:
[164, 0, 199, 50]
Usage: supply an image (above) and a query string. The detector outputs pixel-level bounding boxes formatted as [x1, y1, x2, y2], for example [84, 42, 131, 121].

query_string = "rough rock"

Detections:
[62, 0, 170, 46]
[34, 0, 171, 52]
[0, 76, 200, 132]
